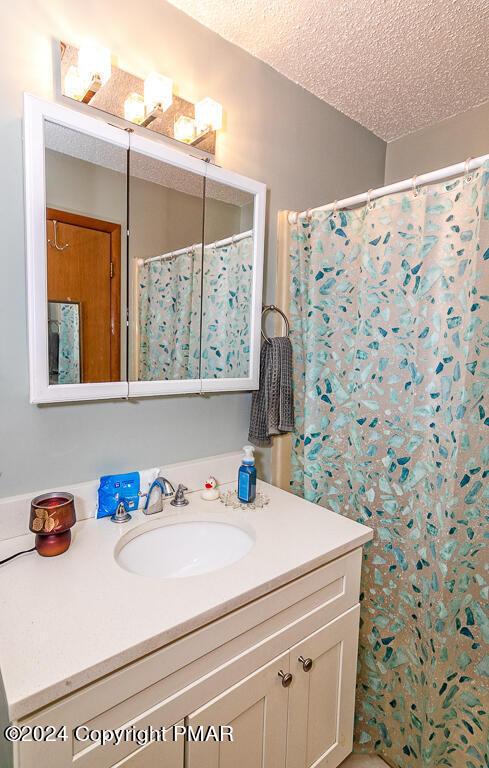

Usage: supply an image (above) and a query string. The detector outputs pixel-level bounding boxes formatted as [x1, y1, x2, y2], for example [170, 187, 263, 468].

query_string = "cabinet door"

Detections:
[111, 720, 184, 768]
[286, 605, 360, 768]
[187, 651, 290, 768]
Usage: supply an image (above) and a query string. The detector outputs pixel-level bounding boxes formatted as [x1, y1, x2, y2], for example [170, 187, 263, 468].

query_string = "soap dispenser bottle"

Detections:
[238, 445, 257, 503]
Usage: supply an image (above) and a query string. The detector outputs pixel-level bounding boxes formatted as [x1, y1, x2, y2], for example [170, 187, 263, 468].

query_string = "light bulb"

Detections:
[174, 115, 196, 143]
[195, 97, 223, 132]
[124, 93, 145, 124]
[78, 40, 111, 89]
[63, 65, 85, 101]
[144, 72, 173, 114]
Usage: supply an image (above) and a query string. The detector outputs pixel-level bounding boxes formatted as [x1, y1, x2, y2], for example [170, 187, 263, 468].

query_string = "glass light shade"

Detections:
[63, 65, 85, 101]
[78, 41, 111, 89]
[174, 115, 196, 143]
[144, 72, 173, 113]
[124, 93, 145, 124]
[195, 97, 223, 132]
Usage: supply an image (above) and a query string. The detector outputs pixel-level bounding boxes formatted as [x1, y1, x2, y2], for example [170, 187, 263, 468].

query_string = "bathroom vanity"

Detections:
[0, 475, 372, 768]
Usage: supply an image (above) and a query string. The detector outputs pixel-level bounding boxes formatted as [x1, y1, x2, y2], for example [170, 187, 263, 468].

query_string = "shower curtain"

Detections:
[289, 163, 489, 767]
[138, 234, 253, 380]
[58, 303, 80, 384]
[138, 248, 201, 380]
[201, 235, 253, 378]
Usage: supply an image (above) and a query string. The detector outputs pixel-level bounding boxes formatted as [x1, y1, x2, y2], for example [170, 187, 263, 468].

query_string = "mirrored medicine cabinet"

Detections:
[24, 94, 266, 403]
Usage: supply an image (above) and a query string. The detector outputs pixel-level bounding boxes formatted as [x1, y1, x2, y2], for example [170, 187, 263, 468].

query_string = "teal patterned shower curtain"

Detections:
[138, 235, 253, 380]
[289, 163, 489, 767]
[201, 236, 253, 378]
[138, 248, 201, 380]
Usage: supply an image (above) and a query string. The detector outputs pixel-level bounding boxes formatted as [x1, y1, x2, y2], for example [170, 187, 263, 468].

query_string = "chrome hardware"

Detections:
[298, 655, 313, 672]
[111, 501, 132, 524]
[143, 476, 175, 515]
[261, 304, 290, 344]
[170, 484, 189, 507]
[278, 670, 293, 688]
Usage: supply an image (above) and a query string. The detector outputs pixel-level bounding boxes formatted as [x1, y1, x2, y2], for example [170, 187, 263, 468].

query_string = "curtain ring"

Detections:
[366, 189, 374, 210]
[332, 200, 338, 215]
[288, 211, 298, 225]
[464, 157, 473, 183]
[412, 174, 419, 197]
[305, 209, 312, 222]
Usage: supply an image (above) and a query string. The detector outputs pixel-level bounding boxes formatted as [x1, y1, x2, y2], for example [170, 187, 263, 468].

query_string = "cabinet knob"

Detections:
[278, 669, 293, 688]
[298, 655, 313, 672]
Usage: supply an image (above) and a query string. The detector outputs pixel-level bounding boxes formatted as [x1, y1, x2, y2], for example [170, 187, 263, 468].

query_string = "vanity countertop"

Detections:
[0, 480, 372, 720]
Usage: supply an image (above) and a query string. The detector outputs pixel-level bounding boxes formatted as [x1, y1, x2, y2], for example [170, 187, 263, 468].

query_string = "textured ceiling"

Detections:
[167, 0, 489, 141]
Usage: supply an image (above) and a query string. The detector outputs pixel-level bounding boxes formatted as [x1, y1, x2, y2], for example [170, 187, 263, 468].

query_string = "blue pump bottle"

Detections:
[237, 445, 257, 503]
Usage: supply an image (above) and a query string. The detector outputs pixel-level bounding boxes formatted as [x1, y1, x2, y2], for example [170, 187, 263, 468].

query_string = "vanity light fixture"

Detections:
[124, 93, 145, 125]
[59, 40, 223, 153]
[63, 65, 86, 102]
[174, 115, 196, 144]
[195, 97, 223, 133]
[141, 72, 173, 127]
[77, 40, 111, 102]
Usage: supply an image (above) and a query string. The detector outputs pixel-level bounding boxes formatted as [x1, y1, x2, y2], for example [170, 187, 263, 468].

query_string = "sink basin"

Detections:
[116, 520, 254, 579]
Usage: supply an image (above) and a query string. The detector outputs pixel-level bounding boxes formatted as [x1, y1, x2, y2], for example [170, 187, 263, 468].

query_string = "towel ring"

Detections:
[261, 304, 290, 343]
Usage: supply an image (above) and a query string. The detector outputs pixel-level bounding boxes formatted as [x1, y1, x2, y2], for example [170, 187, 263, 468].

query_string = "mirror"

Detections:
[129, 151, 204, 382]
[48, 301, 81, 384]
[44, 119, 127, 384]
[25, 96, 265, 402]
[201, 180, 255, 379]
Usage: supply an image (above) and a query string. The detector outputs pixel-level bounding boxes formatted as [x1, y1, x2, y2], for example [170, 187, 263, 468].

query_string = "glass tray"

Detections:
[219, 489, 270, 511]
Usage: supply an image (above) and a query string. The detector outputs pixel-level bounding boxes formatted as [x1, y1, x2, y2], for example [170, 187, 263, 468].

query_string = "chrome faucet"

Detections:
[143, 476, 175, 515]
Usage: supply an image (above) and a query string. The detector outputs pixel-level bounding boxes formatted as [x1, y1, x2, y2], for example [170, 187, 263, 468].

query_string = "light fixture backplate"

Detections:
[59, 42, 216, 154]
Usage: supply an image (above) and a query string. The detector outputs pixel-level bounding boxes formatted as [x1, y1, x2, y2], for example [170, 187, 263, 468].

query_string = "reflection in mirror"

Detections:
[48, 301, 81, 384]
[129, 152, 204, 381]
[44, 120, 127, 384]
[202, 180, 254, 379]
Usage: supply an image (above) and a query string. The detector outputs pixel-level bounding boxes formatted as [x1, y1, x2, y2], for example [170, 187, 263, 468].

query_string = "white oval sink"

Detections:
[116, 520, 254, 579]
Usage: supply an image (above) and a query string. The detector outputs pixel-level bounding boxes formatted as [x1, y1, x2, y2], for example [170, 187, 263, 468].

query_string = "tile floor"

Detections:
[340, 756, 390, 768]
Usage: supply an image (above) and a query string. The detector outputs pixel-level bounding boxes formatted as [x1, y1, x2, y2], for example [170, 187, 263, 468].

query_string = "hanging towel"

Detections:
[248, 336, 294, 446]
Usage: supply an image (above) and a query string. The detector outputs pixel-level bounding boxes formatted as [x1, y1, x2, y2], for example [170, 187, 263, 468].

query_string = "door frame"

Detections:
[46, 208, 122, 382]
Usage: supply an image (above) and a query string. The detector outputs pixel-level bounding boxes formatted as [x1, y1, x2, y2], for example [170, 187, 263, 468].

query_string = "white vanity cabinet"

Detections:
[188, 607, 359, 768]
[13, 548, 364, 768]
[188, 651, 290, 768]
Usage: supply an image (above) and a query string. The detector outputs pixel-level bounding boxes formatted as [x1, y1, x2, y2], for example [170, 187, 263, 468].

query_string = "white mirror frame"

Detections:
[24, 94, 266, 403]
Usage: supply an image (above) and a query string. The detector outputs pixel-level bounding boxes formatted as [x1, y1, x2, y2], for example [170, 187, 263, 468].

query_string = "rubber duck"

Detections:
[201, 476, 220, 501]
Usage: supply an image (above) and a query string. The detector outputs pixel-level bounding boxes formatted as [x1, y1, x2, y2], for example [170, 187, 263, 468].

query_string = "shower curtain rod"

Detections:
[141, 229, 253, 265]
[290, 153, 489, 222]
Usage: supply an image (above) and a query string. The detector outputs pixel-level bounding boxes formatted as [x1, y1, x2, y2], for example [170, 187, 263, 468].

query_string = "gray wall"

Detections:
[385, 102, 489, 183]
[0, 0, 385, 497]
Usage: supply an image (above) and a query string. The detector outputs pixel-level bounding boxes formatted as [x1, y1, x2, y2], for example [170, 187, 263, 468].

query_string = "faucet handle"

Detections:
[170, 484, 189, 507]
[111, 501, 132, 524]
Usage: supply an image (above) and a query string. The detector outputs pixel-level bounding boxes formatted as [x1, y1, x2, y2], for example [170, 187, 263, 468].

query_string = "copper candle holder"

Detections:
[29, 492, 76, 557]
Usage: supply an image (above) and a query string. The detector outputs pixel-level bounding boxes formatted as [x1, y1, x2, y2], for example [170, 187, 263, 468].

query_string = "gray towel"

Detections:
[248, 336, 294, 446]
